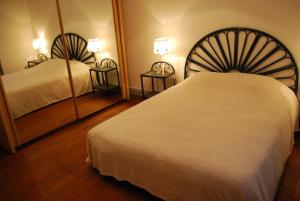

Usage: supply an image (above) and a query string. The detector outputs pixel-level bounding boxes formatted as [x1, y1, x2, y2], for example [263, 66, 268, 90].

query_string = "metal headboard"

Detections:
[185, 27, 298, 93]
[51, 33, 96, 64]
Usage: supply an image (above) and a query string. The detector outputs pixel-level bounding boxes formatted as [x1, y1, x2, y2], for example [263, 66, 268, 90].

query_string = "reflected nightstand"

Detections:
[27, 53, 48, 68]
[27, 59, 43, 68]
[89, 59, 120, 96]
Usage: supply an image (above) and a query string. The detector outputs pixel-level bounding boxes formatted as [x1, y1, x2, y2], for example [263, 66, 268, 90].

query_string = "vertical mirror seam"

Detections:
[55, 0, 79, 119]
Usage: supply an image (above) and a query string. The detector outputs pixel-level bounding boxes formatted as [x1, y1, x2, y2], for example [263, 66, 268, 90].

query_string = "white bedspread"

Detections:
[2, 59, 91, 118]
[87, 72, 298, 201]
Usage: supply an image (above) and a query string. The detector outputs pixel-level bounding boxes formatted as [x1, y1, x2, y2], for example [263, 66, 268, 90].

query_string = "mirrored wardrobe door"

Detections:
[0, 0, 77, 145]
[60, 0, 123, 118]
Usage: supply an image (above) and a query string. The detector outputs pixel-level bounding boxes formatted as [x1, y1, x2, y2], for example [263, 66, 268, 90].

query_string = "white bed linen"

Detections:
[2, 59, 91, 118]
[87, 72, 298, 201]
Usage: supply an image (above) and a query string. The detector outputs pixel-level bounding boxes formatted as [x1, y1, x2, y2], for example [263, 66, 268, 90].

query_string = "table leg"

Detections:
[141, 75, 145, 99]
[101, 71, 105, 85]
[105, 71, 109, 96]
[116, 68, 120, 93]
[90, 70, 95, 96]
[151, 78, 154, 92]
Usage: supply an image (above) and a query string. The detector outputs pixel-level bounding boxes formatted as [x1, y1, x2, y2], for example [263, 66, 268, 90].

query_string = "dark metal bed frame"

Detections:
[185, 27, 298, 93]
[51, 33, 96, 64]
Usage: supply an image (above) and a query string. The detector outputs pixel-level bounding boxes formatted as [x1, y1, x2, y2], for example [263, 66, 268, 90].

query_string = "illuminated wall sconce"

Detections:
[154, 38, 170, 74]
[32, 38, 47, 57]
[87, 38, 103, 67]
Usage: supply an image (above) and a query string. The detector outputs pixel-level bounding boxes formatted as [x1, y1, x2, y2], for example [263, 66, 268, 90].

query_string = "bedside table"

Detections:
[27, 59, 43, 68]
[140, 61, 176, 99]
[27, 53, 48, 68]
[89, 59, 120, 96]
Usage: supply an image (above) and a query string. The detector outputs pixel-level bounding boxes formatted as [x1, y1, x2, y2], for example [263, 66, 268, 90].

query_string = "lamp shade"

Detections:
[32, 38, 46, 51]
[87, 39, 102, 53]
[153, 38, 170, 56]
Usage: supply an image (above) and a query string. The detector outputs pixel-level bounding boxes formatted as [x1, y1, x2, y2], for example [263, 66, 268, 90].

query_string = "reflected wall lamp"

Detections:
[87, 38, 103, 67]
[32, 38, 47, 57]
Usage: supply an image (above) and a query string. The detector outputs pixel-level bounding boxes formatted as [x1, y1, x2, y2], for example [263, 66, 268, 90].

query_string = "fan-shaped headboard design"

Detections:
[185, 27, 298, 93]
[51, 33, 96, 63]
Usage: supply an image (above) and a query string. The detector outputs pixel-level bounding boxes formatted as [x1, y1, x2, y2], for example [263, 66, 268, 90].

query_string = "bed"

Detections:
[2, 33, 96, 119]
[87, 27, 299, 201]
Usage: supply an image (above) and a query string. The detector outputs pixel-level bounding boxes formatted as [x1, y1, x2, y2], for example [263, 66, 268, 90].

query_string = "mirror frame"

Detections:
[112, 0, 130, 100]
[55, 0, 79, 119]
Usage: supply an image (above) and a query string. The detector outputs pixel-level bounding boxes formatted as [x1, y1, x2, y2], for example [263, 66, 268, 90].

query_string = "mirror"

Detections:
[60, 0, 123, 118]
[0, 0, 77, 145]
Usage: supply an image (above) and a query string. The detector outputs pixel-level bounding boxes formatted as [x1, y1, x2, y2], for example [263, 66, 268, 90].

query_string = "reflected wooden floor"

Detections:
[77, 92, 122, 118]
[14, 92, 122, 145]
[14, 98, 76, 144]
[2, 97, 300, 201]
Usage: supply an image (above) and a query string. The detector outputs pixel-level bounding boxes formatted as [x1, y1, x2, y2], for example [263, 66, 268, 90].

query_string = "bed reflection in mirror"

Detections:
[0, 0, 77, 144]
[60, 0, 123, 118]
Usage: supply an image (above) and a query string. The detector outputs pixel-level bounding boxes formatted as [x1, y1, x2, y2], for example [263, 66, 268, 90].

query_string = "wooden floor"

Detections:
[1, 97, 300, 201]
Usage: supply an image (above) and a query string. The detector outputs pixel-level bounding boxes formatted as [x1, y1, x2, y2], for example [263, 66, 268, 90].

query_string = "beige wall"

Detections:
[0, 0, 59, 74]
[27, 0, 61, 57]
[122, 0, 300, 94]
[0, 0, 35, 73]
[60, 0, 118, 62]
